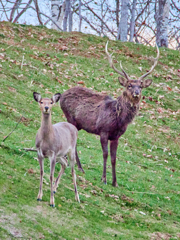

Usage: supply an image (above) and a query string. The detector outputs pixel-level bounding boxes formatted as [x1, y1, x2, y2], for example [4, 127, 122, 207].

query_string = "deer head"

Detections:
[105, 42, 159, 103]
[33, 92, 61, 114]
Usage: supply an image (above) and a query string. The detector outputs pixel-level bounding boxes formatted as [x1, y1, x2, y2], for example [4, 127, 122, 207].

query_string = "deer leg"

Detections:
[37, 155, 44, 201]
[75, 146, 85, 173]
[69, 151, 80, 203]
[100, 133, 108, 184]
[110, 140, 119, 187]
[53, 157, 67, 194]
[50, 156, 56, 207]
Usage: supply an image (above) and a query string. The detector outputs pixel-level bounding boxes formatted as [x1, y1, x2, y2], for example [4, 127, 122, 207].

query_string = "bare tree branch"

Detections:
[0, 0, 9, 21]
[33, 0, 43, 25]
[10, 0, 22, 22]
[75, 10, 101, 35]
[84, 2, 116, 38]
[13, 0, 33, 23]
[29, 5, 63, 31]
[171, 0, 180, 11]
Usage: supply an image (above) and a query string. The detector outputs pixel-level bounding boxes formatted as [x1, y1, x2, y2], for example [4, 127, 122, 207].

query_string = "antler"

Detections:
[105, 41, 130, 80]
[139, 43, 159, 81]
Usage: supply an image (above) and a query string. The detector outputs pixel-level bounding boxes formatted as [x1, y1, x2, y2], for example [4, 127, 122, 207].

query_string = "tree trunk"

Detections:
[116, 0, 120, 28]
[51, 0, 66, 30]
[63, 0, 70, 31]
[129, 0, 137, 42]
[69, 0, 72, 32]
[117, 0, 129, 41]
[100, 0, 104, 36]
[155, 0, 170, 47]
[79, 0, 82, 32]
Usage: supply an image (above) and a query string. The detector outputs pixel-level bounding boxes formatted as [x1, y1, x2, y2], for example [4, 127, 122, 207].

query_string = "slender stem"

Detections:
[3, 116, 23, 142]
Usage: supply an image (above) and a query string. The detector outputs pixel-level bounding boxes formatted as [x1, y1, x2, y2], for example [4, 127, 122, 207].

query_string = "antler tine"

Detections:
[139, 42, 159, 81]
[105, 41, 129, 79]
[120, 61, 130, 81]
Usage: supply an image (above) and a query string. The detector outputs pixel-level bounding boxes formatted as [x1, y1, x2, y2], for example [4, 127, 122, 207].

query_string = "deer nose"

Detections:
[135, 90, 140, 95]
[45, 106, 49, 111]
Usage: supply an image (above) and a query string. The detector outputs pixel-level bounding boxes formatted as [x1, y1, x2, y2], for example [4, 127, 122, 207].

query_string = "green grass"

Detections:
[0, 22, 180, 239]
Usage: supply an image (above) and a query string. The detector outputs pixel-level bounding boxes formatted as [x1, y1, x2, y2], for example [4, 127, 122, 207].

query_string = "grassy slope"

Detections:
[0, 22, 180, 239]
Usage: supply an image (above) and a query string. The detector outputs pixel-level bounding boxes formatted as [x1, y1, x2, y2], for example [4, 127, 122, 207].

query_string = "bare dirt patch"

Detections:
[0, 212, 23, 238]
[151, 232, 172, 240]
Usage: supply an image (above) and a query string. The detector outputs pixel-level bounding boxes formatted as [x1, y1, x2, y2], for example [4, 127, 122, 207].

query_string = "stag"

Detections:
[60, 42, 159, 186]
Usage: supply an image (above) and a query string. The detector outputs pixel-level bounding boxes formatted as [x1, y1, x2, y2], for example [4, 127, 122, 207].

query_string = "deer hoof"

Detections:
[112, 182, 118, 187]
[37, 198, 42, 201]
[101, 176, 107, 184]
[50, 204, 55, 208]
[78, 167, 85, 173]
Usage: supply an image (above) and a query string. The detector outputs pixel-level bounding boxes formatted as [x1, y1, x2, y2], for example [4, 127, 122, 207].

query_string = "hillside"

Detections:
[0, 22, 180, 239]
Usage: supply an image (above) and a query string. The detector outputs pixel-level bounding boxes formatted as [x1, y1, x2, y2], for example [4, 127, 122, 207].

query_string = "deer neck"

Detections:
[40, 113, 54, 140]
[121, 91, 140, 108]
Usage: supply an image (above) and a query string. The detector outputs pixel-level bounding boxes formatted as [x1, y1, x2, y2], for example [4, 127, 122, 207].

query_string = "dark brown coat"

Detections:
[60, 42, 159, 186]
[60, 86, 138, 139]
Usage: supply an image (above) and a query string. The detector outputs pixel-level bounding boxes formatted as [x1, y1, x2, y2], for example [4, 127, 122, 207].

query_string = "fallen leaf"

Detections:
[139, 211, 146, 215]
[8, 87, 16, 92]
[148, 97, 153, 101]
[167, 86, 172, 91]
[28, 168, 35, 174]
[157, 108, 164, 113]
[77, 81, 85, 84]
[45, 91, 53, 94]
[58, 80, 63, 84]
[60, 46, 68, 51]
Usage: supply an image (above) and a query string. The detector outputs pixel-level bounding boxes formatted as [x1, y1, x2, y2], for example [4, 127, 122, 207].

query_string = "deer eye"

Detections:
[51, 102, 53, 104]
[128, 85, 132, 88]
[40, 102, 43, 104]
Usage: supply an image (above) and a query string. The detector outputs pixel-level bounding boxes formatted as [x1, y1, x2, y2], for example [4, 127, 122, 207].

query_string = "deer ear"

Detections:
[142, 79, 152, 88]
[118, 77, 128, 87]
[33, 92, 41, 102]
[52, 93, 61, 103]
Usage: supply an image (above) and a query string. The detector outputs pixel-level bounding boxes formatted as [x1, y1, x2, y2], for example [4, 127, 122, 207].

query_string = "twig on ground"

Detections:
[23, 148, 37, 152]
[21, 55, 24, 70]
[128, 191, 157, 195]
[3, 116, 23, 142]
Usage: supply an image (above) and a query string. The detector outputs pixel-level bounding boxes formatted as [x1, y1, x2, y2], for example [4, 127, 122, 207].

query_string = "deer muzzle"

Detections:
[44, 106, 49, 113]
[133, 89, 140, 98]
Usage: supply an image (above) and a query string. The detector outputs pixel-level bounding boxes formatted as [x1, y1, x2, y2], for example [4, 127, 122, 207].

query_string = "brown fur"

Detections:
[33, 92, 80, 206]
[59, 42, 158, 186]
[60, 79, 150, 186]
